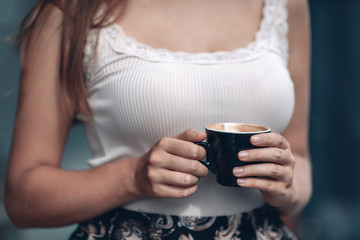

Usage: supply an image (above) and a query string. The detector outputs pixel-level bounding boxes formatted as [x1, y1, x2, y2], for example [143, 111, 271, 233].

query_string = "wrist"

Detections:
[94, 157, 144, 207]
[277, 155, 312, 216]
[121, 156, 145, 200]
[276, 182, 303, 216]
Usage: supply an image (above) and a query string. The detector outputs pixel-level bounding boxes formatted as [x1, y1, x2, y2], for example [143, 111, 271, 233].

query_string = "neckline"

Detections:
[105, 0, 278, 64]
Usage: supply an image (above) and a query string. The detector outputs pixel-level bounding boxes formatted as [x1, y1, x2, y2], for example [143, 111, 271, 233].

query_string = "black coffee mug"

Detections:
[196, 123, 271, 187]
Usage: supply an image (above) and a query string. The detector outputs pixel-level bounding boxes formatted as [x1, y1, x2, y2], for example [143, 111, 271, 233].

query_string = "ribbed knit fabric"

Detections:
[82, 0, 294, 216]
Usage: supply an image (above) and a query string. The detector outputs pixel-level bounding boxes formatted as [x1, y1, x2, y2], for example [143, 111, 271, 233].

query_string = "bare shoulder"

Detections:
[286, 0, 311, 65]
[287, 0, 309, 13]
[25, 2, 63, 41]
[286, 0, 311, 61]
[287, 0, 310, 32]
[21, 3, 64, 71]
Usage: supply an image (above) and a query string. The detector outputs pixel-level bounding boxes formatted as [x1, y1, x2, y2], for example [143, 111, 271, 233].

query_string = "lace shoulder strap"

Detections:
[267, 0, 289, 63]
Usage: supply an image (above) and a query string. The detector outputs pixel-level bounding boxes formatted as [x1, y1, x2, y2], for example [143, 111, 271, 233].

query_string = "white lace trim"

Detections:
[84, 0, 288, 65]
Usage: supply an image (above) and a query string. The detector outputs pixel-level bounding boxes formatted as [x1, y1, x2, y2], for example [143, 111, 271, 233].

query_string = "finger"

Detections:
[238, 147, 293, 165]
[168, 157, 209, 178]
[236, 177, 284, 194]
[152, 184, 198, 199]
[173, 129, 206, 142]
[233, 163, 292, 182]
[250, 133, 290, 150]
[152, 168, 200, 187]
[157, 137, 206, 160]
[149, 152, 208, 177]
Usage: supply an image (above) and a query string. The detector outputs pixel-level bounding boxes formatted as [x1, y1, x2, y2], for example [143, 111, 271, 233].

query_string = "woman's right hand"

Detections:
[134, 129, 208, 199]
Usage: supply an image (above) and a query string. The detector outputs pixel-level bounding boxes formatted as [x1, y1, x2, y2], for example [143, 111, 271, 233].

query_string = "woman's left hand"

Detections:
[232, 132, 297, 209]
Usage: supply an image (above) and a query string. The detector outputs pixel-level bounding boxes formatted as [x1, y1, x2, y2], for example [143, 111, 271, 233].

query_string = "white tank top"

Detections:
[82, 0, 293, 216]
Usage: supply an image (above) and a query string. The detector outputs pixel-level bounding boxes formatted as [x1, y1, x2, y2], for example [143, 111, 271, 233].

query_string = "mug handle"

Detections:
[195, 142, 217, 174]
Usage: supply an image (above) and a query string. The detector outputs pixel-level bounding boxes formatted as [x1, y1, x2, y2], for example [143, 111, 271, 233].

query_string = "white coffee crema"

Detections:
[207, 123, 269, 133]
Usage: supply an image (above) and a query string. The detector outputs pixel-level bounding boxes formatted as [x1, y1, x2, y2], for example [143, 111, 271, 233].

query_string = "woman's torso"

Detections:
[82, 0, 293, 216]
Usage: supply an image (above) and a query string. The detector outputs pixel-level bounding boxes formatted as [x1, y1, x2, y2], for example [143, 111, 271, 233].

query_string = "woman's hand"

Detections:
[232, 133, 298, 210]
[134, 129, 208, 199]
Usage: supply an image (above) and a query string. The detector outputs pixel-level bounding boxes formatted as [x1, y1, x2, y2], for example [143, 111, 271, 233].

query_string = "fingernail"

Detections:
[237, 179, 246, 186]
[251, 135, 260, 144]
[238, 151, 249, 159]
[233, 167, 244, 176]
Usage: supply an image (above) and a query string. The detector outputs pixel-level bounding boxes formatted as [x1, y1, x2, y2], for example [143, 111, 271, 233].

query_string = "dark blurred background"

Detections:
[1, 1, 360, 239]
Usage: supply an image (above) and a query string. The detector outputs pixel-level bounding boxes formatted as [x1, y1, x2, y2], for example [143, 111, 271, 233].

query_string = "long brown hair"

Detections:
[16, 0, 121, 118]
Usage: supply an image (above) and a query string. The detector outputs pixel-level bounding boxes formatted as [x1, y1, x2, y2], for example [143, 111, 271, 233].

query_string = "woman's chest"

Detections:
[115, 0, 263, 53]
[87, 54, 294, 136]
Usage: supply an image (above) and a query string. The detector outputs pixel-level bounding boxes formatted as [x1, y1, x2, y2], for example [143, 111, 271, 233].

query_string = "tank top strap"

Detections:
[265, 0, 289, 63]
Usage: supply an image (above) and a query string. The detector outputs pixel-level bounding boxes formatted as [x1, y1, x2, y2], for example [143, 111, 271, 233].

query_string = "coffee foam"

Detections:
[207, 123, 268, 133]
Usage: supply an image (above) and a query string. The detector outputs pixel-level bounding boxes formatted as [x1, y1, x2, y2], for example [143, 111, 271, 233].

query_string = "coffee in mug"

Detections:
[196, 123, 271, 187]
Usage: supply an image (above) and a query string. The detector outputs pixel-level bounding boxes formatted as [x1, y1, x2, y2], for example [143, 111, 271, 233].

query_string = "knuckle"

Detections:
[158, 138, 170, 149]
[261, 133, 270, 143]
[289, 168, 294, 179]
[179, 189, 190, 198]
[263, 134, 270, 141]
[289, 155, 296, 166]
[279, 136, 284, 145]
[274, 149, 283, 161]
[278, 136, 285, 146]
[200, 166, 209, 177]
[278, 188, 287, 199]
[147, 170, 157, 183]
[179, 186, 197, 198]
[264, 180, 272, 190]
[189, 146, 200, 159]
[187, 161, 199, 173]
[151, 185, 161, 196]
[285, 167, 294, 182]
[147, 153, 160, 165]
[185, 129, 192, 138]
[199, 147, 207, 158]
[185, 129, 196, 138]
[271, 165, 280, 177]
[248, 179, 258, 189]
[182, 174, 192, 185]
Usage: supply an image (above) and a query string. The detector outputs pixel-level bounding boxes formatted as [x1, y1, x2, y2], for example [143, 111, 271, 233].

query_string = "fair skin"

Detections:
[5, 0, 312, 228]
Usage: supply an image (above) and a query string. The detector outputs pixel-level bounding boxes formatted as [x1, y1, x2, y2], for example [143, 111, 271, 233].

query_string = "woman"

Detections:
[5, 0, 312, 239]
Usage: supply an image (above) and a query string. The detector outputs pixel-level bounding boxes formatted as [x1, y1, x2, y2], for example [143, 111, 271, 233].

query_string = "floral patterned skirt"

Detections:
[69, 205, 297, 240]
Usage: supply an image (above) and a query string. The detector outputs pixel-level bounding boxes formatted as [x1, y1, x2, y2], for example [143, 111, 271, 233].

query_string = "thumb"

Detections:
[173, 129, 206, 142]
